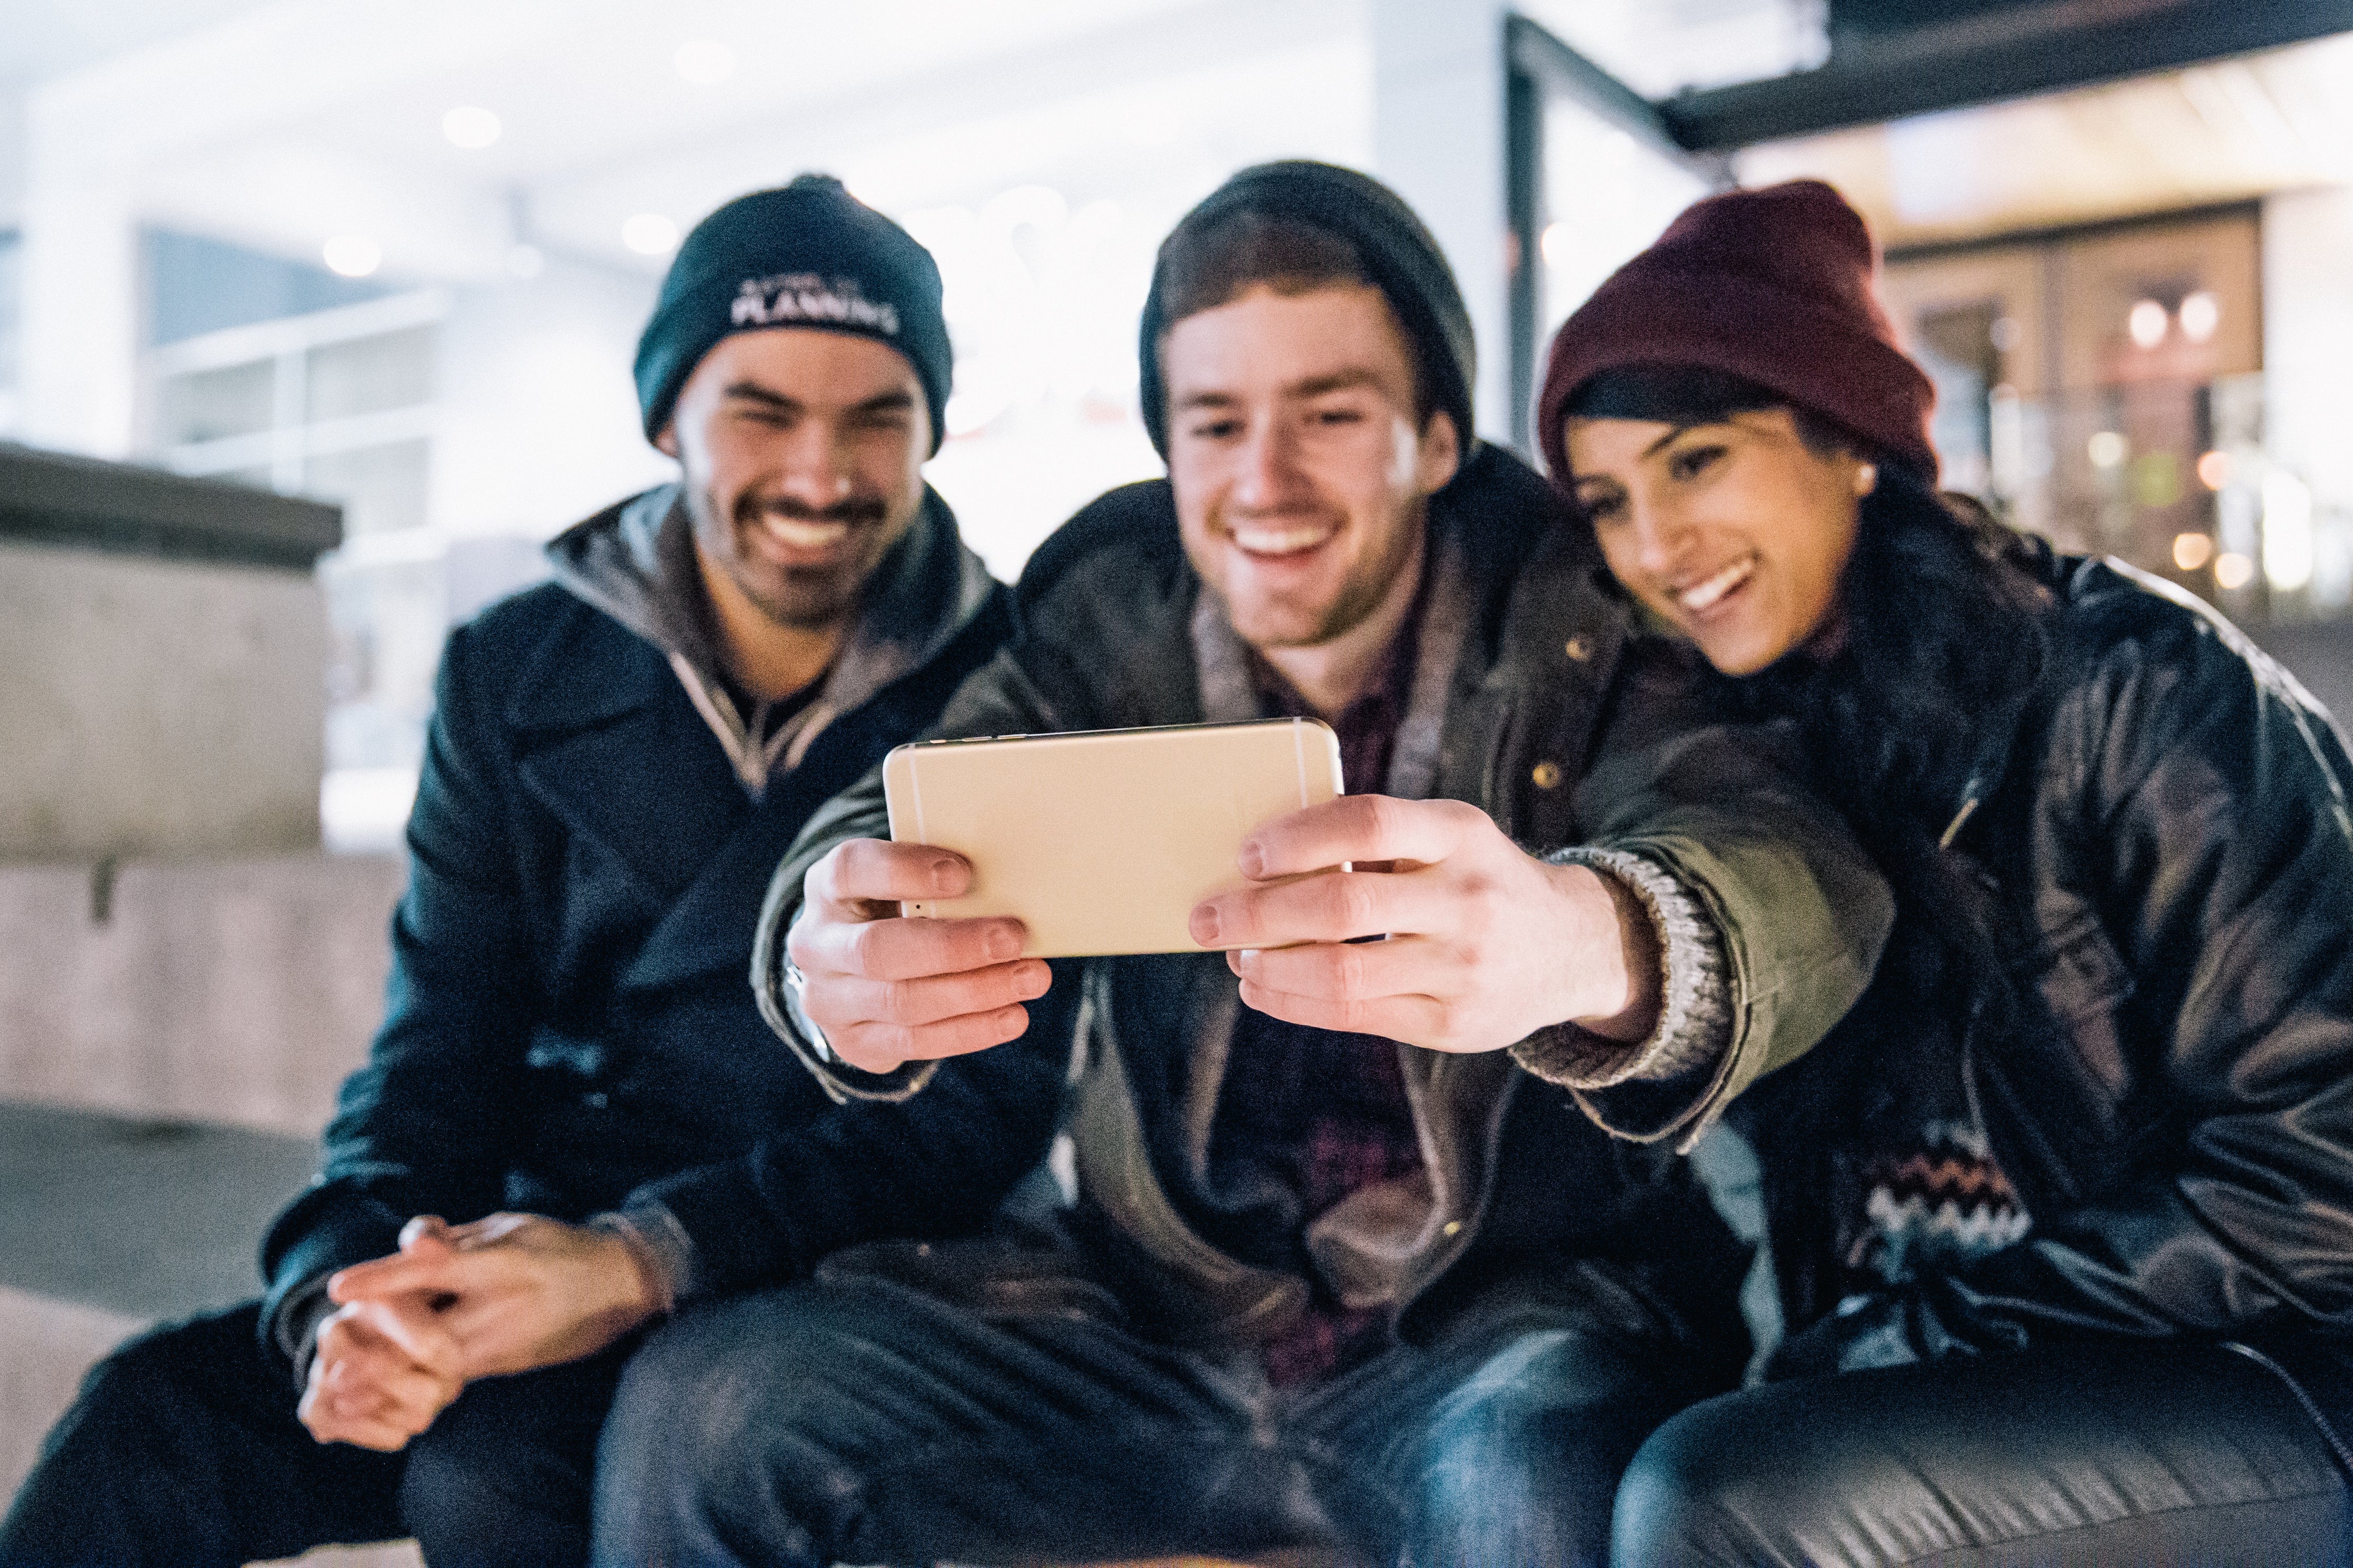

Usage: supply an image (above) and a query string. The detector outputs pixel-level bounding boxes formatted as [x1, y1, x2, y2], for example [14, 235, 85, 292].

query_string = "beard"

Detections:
[1216, 505, 1426, 653]
[687, 481, 903, 631]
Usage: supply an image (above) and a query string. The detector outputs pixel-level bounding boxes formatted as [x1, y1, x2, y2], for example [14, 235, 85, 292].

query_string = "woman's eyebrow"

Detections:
[1642, 424, 1699, 459]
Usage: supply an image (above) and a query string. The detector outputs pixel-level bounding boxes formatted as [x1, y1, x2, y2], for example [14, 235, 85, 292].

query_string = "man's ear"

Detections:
[653, 421, 680, 459]
[1414, 410, 1461, 498]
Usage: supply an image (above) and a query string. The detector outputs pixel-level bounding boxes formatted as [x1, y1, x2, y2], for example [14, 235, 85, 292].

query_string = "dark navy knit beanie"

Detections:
[1138, 161, 1476, 458]
[634, 175, 952, 453]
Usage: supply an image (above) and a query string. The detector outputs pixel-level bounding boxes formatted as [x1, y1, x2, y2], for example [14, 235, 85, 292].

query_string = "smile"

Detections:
[1230, 521, 1339, 559]
[759, 515, 852, 551]
[1676, 555, 1756, 615]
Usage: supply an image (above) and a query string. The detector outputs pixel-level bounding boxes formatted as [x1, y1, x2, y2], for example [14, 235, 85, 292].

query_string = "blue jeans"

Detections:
[593, 1274, 1696, 1567]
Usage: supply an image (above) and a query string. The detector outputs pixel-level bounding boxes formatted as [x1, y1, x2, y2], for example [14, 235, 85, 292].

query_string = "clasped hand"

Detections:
[295, 1212, 661, 1451]
[790, 793, 1658, 1075]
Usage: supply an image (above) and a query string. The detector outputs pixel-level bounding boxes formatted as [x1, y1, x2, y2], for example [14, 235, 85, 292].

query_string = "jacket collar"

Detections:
[525, 481, 996, 761]
[496, 484, 999, 990]
[1189, 518, 1475, 803]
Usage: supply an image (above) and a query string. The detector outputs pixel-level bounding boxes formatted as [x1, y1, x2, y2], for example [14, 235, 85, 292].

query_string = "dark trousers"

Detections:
[1613, 1341, 2352, 1566]
[0, 1302, 628, 1568]
[593, 1276, 1704, 1568]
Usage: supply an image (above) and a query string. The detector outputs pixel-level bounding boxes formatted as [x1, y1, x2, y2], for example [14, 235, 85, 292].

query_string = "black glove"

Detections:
[1764, 1277, 2031, 1381]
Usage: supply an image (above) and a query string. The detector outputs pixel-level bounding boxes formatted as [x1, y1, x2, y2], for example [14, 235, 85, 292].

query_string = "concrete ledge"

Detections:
[0, 854, 404, 1137]
[0, 540, 333, 859]
[0, 442, 340, 573]
[0, 1102, 317, 1513]
[0, 1283, 144, 1514]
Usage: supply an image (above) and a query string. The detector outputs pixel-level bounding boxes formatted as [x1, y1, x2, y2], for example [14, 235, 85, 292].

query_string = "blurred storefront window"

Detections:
[1531, 100, 1712, 356]
[146, 290, 446, 826]
[1881, 205, 2349, 624]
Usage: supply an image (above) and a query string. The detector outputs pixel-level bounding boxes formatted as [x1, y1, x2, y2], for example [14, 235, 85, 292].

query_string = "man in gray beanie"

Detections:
[597, 161, 1890, 1567]
[2, 175, 1053, 1568]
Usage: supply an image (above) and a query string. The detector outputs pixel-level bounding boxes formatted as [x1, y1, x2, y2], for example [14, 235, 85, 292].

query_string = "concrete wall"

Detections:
[0, 540, 328, 859]
[0, 853, 403, 1137]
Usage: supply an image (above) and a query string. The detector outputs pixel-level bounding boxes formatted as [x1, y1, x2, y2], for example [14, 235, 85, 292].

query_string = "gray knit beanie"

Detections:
[1137, 161, 1476, 459]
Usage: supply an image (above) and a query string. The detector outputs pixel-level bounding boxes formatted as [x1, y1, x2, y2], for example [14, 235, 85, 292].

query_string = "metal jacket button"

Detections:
[1564, 636, 1593, 662]
[1531, 761, 1563, 790]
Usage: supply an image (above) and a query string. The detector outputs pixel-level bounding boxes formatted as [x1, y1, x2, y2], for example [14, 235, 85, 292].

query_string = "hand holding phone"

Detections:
[883, 718, 1345, 957]
[785, 719, 1344, 1074]
[786, 838, 1054, 1074]
[1193, 794, 1664, 1054]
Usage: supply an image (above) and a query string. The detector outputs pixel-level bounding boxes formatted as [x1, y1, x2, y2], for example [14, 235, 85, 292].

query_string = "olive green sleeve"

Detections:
[1532, 710, 1892, 1149]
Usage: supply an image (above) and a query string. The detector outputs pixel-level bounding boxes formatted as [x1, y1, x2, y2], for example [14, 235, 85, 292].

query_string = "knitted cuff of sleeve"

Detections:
[1508, 846, 1733, 1090]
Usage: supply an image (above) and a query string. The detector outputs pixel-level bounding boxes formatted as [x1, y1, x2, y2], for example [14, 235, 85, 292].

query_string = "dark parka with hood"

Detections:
[255, 484, 1051, 1363]
[755, 446, 1892, 1368]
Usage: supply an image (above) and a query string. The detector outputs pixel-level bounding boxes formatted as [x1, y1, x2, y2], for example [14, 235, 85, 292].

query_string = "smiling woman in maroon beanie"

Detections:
[1539, 180, 2353, 1564]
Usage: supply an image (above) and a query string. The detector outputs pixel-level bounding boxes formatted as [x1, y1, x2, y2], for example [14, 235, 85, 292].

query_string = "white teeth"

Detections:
[1232, 524, 1332, 556]
[1679, 557, 1755, 613]
[762, 516, 848, 550]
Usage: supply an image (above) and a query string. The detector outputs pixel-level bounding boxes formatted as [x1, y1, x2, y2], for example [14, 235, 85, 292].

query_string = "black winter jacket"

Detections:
[1595, 552, 2353, 1422]
[257, 488, 1049, 1363]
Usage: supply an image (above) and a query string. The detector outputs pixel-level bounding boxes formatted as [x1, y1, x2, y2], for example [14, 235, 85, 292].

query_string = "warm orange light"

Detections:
[2173, 532, 2215, 571]
[2196, 450, 2231, 489]
[2215, 552, 2256, 590]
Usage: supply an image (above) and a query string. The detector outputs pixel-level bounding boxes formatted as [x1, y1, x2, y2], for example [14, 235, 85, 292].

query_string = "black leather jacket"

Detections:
[1682, 552, 2353, 1408]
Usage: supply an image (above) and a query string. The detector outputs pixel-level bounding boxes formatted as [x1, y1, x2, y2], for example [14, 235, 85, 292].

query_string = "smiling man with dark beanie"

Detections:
[0, 175, 1050, 1568]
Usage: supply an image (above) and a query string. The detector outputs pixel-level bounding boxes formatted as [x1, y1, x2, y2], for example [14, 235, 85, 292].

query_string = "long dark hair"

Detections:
[1564, 366, 2055, 1026]
[1736, 461, 2051, 837]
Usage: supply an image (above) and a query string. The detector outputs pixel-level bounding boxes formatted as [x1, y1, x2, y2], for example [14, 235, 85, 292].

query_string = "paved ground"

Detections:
[0, 1099, 317, 1322]
[0, 1100, 320, 1516]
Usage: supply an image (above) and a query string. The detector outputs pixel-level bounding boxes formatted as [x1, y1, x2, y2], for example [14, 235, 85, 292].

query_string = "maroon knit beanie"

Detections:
[1536, 180, 1936, 485]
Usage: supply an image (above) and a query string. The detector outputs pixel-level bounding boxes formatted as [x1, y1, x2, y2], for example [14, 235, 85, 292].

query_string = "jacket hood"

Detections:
[544, 481, 998, 790]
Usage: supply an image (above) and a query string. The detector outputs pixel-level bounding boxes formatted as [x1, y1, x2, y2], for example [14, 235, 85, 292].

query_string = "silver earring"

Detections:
[1855, 463, 1878, 495]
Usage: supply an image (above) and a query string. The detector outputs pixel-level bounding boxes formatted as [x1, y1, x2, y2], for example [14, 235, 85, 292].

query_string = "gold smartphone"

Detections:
[881, 718, 1345, 958]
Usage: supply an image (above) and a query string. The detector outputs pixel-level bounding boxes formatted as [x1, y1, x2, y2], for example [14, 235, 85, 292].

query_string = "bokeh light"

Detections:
[441, 105, 502, 149]
[621, 214, 680, 255]
[321, 234, 382, 277]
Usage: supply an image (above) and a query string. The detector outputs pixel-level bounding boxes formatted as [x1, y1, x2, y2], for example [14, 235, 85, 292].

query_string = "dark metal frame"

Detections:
[1501, 17, 1731, 454]
[1668, 0, 2353, 152]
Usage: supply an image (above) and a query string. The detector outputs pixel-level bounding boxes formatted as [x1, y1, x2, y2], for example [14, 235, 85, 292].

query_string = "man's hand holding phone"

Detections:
[1190, 794, 1662, 1054]
[788, 838, 1055, 1074]
[792, 793, 1659, 1070]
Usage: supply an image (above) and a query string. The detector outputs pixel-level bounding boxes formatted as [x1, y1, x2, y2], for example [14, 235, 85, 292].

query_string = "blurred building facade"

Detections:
[4, 0, 2353, 852]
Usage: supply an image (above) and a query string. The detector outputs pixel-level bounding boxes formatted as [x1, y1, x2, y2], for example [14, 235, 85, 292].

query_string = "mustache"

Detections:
[738, 495, 890, 529]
